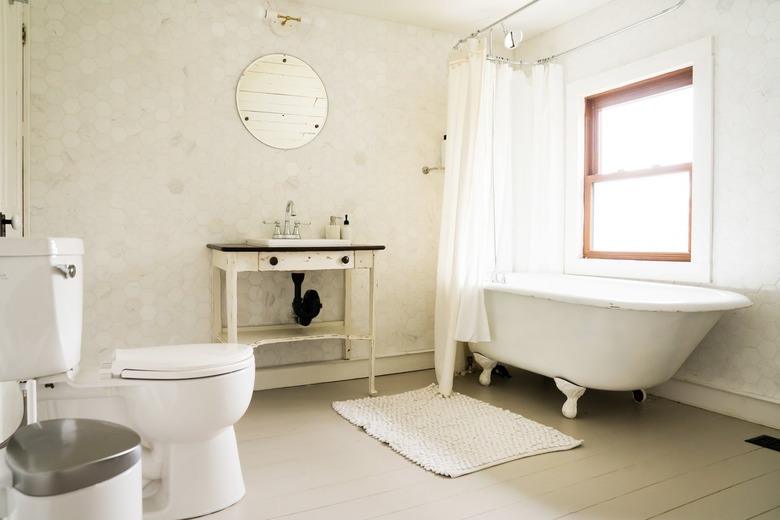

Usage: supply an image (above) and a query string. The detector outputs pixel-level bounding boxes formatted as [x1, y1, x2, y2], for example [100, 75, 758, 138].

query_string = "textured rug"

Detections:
[332, 384, 583, 477]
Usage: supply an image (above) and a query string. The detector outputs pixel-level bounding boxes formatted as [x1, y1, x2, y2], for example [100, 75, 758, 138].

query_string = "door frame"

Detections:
[1, 0, 29, 237]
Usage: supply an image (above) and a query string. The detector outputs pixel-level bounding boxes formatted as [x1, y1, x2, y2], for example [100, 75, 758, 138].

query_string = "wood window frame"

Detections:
[583, 66, 693, 262]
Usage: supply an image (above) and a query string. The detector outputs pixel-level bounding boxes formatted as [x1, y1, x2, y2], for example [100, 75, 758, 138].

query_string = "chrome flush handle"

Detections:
[56, 264, 77, 279]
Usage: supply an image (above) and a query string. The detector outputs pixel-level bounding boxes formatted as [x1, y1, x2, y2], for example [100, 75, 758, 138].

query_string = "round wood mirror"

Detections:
[236, 54, 328, 149]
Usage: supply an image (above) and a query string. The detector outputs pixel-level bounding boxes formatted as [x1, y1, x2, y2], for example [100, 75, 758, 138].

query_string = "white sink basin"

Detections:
[246, 238, 352, 247]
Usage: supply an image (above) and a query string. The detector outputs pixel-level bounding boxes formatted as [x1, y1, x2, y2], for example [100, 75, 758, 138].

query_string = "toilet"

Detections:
[0, 237, 256, 520]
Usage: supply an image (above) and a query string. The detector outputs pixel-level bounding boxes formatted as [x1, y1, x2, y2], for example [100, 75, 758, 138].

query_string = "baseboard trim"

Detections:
[649, 378, 780, 430]
[252, 350, 435, 391]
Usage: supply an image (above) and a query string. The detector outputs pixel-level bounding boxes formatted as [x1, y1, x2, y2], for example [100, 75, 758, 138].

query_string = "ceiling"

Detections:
[289, 0, 613, 41]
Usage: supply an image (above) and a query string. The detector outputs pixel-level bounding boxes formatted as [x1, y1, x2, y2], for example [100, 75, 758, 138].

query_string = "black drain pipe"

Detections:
[291, 273, 321, 326]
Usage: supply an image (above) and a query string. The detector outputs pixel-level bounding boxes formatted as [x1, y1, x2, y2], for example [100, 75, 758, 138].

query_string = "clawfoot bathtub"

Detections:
[470, 273, 751, 418]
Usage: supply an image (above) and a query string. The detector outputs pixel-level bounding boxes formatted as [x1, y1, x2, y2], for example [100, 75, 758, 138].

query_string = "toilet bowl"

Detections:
[0, 238, 256, 520]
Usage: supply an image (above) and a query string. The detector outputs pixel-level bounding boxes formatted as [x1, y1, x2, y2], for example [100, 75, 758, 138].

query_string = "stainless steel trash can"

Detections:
[3, 418, 142, 520]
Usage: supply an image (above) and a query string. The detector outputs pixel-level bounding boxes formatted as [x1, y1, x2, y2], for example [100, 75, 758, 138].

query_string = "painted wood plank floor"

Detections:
[207, 369, 780, 520]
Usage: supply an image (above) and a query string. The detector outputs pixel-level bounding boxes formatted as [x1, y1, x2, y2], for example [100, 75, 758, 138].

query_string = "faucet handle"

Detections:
[292, 221, 310, 235]
[263, 219, 282, 237]
[292, 220, 310, 237]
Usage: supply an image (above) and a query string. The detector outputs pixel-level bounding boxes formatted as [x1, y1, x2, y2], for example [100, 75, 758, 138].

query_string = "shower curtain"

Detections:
[434, 45, 565, 396]
[513, 63, 565, 272]
[434, 39, 513, 397]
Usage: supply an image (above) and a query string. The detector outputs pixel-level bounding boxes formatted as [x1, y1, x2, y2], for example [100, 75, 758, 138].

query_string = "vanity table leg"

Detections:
[368, 252, 377, 396]
[211, 265, 223, 342]
[343, 269, 353, 360]
[225, 257, 239, 344]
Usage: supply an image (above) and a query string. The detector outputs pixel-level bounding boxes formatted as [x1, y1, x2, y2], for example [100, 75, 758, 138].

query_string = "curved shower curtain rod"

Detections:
[454, 0, 687, 66]
[452, 0, 543, 50]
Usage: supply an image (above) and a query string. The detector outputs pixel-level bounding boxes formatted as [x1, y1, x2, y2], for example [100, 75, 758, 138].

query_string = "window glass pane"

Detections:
[592, 171, 689, 253]
[599, 87, 693, 173]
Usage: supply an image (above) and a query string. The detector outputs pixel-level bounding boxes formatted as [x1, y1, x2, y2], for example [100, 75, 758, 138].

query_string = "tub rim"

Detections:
[484, 272, 752, 313]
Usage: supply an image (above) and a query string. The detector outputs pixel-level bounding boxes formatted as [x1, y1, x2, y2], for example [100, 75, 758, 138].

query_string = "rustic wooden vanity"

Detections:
[207, 243, 385, 394]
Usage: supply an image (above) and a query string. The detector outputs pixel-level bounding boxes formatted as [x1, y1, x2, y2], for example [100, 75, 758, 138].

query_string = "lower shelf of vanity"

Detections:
[214, 321, 371, 347]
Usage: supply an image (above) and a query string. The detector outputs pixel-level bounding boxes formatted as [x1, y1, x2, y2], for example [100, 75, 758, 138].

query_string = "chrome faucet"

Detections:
[283, 200, 297, 237]
[264, 200, 308, 239]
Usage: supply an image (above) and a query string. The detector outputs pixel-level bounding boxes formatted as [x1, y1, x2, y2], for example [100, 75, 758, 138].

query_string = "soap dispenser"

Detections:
[341, 214, 352, 241]
[326, 216, 341, 239]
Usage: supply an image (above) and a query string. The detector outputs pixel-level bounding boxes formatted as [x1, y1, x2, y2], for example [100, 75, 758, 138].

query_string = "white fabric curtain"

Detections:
[434, 39, 513, 397]
[513, 63, 565, 273]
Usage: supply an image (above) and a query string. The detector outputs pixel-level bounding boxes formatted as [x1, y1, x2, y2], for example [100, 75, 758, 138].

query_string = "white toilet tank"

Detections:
[0, 238, 84, 381]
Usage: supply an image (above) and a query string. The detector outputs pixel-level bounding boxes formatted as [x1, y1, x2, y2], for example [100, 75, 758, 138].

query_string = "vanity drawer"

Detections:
[258, 251, 355, 271]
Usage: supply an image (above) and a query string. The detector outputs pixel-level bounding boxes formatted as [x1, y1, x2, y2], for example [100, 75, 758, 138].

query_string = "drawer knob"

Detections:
[342, 256, 350, 264]
[269, 256, 278, 266]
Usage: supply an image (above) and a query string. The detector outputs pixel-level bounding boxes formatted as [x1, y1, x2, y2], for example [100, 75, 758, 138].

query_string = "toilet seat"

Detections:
[111, 343, 254, 380]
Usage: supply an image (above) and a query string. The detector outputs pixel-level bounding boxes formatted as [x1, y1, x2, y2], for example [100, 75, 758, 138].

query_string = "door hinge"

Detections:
[21, 24, 26, 45]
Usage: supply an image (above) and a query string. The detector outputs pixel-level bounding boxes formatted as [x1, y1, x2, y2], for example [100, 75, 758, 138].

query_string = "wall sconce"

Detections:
[263, 8, 312, 36]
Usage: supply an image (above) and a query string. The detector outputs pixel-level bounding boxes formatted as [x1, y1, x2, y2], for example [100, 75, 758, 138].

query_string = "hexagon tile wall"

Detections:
[29, 0, 450, 367]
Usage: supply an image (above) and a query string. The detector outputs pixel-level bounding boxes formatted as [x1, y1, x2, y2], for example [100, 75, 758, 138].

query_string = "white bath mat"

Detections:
[332, 384, 582, 477]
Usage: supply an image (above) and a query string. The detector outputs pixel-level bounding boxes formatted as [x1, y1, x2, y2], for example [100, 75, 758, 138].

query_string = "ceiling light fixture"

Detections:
[262, 8, 312, 36]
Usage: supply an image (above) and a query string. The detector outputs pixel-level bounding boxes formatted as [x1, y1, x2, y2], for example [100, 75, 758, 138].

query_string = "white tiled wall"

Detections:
[29, 0, 451, 366]
[519, 0, 780, 403]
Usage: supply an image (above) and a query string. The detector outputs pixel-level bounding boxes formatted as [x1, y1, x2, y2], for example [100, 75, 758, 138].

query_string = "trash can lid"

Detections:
[5, 418, 141, 497]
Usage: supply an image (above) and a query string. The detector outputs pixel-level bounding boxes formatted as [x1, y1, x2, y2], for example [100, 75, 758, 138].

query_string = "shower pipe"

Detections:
[454, 0, 687, 66]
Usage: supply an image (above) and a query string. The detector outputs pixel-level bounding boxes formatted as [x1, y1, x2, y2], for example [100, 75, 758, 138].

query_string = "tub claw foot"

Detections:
[554, 377, 586, 419]
[473, 352, 498, 386]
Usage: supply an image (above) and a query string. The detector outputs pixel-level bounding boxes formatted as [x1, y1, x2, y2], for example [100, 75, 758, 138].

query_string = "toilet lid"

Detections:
[111, 343, 254, 380]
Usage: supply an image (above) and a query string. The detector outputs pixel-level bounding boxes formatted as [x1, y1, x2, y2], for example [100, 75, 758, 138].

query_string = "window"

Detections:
[564, 38, 713, 283]
[584, 67, 693, 262]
